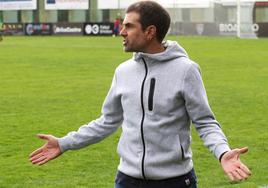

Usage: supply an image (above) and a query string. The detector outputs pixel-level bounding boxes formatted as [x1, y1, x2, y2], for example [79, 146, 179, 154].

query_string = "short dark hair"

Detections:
[126, 1, 171, 42]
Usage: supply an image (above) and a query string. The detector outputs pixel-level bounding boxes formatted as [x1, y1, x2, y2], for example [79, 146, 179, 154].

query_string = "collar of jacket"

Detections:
[133, 40, 189, 64]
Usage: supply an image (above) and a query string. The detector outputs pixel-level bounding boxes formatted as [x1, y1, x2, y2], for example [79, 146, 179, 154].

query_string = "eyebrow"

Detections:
[122, 22, 135, 28]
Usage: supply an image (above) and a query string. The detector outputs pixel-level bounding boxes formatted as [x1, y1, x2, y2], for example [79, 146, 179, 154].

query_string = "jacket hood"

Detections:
[133, 40, 188, 62]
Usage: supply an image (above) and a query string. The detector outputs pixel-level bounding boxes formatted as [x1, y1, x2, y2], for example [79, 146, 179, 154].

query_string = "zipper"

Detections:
[181, 145, 185, 160]
[140, 58, 148, 180]
[148, 78, 156, 111]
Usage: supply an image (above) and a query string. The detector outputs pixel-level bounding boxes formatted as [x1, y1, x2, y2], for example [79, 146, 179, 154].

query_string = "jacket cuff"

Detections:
[214, 144, 231, 160]
[57, 136, 71, 153]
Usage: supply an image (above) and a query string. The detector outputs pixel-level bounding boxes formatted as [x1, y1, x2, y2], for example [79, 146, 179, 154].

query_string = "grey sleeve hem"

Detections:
[214, 144, 231, 160]
[57, 137, 71, 153]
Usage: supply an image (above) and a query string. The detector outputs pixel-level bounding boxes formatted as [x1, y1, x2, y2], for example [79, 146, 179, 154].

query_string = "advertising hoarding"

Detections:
[0, 0, 36, 10]
[25, 23, 52, 35]
[52, 23, 83, 35]
[45, 0, 88, 10]
[171, 22, 266, 37]
[0, 23, 24, 35]
[84, 23, 114, 36]
[252, 23, 268, 37]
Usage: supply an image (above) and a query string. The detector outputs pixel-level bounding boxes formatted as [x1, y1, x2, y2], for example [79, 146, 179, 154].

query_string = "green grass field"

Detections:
[0, 36, 267, 188]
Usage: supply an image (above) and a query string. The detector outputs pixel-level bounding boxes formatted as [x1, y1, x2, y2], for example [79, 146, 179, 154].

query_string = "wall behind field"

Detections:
[0, 0, 268, 37]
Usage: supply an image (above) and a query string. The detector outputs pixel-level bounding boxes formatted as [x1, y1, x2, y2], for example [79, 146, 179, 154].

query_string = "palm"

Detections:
[222, 150, 241, 169]
[221, 147, 251, 181]
[29, 134, 61, 165]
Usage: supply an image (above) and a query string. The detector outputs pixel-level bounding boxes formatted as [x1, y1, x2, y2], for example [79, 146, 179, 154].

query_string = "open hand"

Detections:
[29, 134, 62, 165]
[221, 147, 251, 182]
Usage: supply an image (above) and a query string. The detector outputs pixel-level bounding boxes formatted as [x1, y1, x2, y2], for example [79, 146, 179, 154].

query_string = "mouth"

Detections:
[123, 39, 127, 46]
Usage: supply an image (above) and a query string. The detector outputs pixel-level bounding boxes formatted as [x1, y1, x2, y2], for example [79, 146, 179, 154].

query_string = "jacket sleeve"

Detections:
[182, 62, 231, 160]
[58, 70, 123, 153]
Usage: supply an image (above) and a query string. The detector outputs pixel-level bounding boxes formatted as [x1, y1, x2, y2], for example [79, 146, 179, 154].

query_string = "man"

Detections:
[114, 17, 121, 36]
[30, 1, 251, 188]
[0, 21, 3, 42]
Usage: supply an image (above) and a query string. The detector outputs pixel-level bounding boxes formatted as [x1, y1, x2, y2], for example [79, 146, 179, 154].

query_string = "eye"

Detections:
[124, 23, 135, 29]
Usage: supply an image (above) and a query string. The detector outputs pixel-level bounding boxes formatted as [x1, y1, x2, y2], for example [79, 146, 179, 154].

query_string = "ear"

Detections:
[145, 25, 156, 41]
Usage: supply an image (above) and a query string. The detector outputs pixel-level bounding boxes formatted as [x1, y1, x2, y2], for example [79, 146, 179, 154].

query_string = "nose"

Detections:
[120, 27, 127, 37]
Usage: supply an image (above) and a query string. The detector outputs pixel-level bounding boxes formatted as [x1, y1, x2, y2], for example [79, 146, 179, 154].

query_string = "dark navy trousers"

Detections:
[115, 169, 197, 188]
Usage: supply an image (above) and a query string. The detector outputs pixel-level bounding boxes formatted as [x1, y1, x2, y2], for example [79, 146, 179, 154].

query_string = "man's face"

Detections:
[120, 12, 148, 52]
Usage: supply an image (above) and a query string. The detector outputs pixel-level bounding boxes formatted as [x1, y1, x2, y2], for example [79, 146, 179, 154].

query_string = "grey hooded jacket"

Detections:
[58, 40, 231, 180]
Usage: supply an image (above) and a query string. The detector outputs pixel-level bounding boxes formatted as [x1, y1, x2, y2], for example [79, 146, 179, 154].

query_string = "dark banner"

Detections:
[1, 22, 267, 37]
[256, 23, 268, 37]
[84, 23, 114, 36]
[52, 23, 83, 35]
[25, 23, 52, 35]
[0, 23, 24, 35]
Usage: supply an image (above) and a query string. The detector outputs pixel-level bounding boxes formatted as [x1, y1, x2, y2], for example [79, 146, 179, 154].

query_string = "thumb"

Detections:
[237, 147, 249, 155]
[37, 134, 51, 141]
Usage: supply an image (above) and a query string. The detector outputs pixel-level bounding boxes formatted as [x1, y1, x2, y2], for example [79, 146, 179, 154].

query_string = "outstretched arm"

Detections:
[182, 63, 251, 182]
[29, 134, 62, 165]
[220, 147, 251, 182]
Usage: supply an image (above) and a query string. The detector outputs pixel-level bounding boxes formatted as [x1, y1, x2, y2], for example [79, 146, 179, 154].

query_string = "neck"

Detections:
[143, 40, 165, 54]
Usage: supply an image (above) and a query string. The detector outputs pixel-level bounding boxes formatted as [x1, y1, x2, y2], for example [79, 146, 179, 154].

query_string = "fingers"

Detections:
[31, 154, 47, 165]
[30, 149, 46, 164]
[229, 168, 250, 182]
[231, 171, 243, 181]
[227, 173, 235, 182]
[227, 164, 251, 182]
[227, 170, 244, 182]
[236, 168, 249, 179]
[32, 155, 50, 165]
[30, 151, 52, 165]
[240, 163, 251, 176]
[37, 157, 51, 166]
[30, 151, 44, 163]
[29, 147, 43, 158]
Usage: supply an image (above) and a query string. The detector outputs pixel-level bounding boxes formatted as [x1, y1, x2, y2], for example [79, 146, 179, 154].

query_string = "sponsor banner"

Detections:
[25, 23, 52, 36]
[219, 23, 262, 37]
[0, 0, 36, 10]
[45, 0, 88, 10]
[218, 23, 237, 36]
[0, 23, 24, 35]
[256, 23, 268, 37]
[84, 23, 114, 36]
[219, 23, 259, 36]
[171, 22, 267, 37]
[52, 23, 83, 35]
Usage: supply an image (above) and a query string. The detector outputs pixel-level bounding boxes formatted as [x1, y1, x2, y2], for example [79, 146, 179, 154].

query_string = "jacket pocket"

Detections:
[173, 134, 184, 161]
[148, 78, 156, 111]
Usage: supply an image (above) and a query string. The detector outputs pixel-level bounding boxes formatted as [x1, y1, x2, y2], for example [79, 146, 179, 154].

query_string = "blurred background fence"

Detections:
[0, 0, 268, 37]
